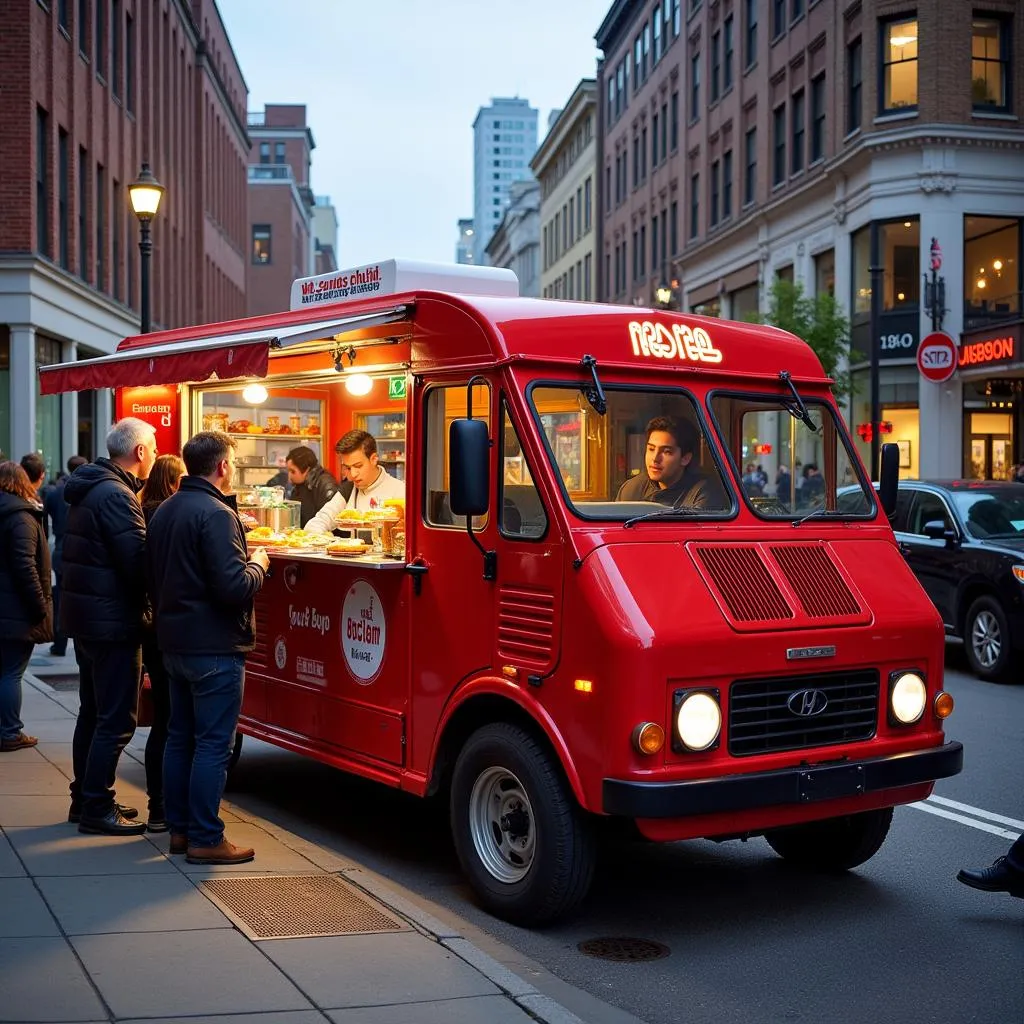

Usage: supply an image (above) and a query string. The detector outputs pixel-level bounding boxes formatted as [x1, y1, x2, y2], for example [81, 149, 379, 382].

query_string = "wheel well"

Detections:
[427, 694, 566, 800]
[957, 583, 997, 637]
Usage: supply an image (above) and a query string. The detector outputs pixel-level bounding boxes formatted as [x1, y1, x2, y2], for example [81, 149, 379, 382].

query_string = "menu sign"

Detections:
[116, 384, 180, 455]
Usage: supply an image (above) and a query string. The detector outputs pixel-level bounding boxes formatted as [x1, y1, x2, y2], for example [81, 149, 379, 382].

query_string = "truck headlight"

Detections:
[890, 671, 926, 725]
[674, 690, 721, 752]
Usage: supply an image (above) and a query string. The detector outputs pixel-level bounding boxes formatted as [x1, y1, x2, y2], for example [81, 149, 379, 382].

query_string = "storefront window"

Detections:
[965, 411, 1013, 481]
[851, 226, 871, 315]
[692, 298, 721, 317]
[880, 219, 919, 311]
[814, 249, 835, 297]
[35, 337, 63, 478]
[881, 17, 918, 112]
[0, 335, 10, 460]
[730, 282, 759, 320]
[964, 215, 1020, 326]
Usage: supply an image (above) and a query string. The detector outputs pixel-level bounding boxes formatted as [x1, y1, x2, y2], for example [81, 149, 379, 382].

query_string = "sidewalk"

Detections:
[0, 653, 610, 1024]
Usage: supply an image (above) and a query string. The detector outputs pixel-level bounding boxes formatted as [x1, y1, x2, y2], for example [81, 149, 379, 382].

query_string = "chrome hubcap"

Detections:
[971, 610, 1002, 669]
[468, 766, 536, 884]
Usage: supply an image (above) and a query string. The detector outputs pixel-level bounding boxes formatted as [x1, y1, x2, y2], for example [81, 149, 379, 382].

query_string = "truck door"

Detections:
[408, 380, 499, 773]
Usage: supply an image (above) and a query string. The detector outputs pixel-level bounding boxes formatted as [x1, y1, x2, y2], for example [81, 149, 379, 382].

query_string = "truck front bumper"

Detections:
[602, 741, 964, 818]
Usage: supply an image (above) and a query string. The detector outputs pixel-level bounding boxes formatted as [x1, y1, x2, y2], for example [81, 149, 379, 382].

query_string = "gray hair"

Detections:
[106, 417, 156, 459]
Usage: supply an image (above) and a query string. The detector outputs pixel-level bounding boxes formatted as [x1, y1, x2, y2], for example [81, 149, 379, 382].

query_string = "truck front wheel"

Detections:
[450, 723, 594, 925]
[764, 807, 893, 870]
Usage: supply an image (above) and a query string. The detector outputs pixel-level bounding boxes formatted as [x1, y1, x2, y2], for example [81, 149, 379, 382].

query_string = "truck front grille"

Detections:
[728, 669, 879, 757]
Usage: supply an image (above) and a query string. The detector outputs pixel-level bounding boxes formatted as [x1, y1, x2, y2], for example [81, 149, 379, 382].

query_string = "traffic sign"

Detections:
[916, 331, 958, 383]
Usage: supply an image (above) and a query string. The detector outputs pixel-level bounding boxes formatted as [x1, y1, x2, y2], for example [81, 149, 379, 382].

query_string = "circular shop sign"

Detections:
[916, 331, 958, 383]
[274, 636, 288, 671]
[341, 580, 386, 683]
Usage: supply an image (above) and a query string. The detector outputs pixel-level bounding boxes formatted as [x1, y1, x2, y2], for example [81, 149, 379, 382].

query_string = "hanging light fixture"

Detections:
[242, 382, 269, 404]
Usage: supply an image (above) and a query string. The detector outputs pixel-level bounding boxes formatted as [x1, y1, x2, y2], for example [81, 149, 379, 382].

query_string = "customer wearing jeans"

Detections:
[0, 462, 53, 751]
[62, 418, 156, 835]
[147, 431, 268, 864]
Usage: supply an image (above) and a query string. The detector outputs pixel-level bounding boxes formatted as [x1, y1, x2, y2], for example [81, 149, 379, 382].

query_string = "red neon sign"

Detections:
[959, 336, 1015, 368]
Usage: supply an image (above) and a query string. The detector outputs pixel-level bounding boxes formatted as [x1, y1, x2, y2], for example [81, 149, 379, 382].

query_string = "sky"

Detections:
[216, 0, 611, 268]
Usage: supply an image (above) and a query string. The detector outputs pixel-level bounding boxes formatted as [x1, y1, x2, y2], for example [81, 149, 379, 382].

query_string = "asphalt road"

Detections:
[227, 646, 1024, 1024]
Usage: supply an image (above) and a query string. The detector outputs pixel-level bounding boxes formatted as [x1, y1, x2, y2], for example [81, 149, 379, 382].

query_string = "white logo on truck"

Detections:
[342, 580, 386, 683]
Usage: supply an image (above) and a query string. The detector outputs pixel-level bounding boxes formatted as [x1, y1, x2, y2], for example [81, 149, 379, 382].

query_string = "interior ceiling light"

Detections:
[890, 33, 916, 47]
[344, 373, 373, 396]
[993, 259, 1003, 271]
[242, 382, 268, 404]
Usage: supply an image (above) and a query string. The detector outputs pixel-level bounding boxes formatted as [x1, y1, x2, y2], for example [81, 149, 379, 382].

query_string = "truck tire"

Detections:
[964, 595, 1012, 682]
[764, 807, 893, 870]
[450, 722, 595, 925]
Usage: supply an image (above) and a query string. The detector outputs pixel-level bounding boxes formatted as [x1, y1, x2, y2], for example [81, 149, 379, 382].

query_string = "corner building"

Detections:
[0, 0, 248, 469]
[596, 0, 1024, 479]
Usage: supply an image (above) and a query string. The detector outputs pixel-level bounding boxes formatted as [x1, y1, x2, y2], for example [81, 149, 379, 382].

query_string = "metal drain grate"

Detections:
[201, 874, 408, 940]
[578, 937, 671, 962]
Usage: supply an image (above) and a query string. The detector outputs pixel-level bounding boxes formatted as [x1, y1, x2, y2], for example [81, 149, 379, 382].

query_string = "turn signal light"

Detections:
[632, 722, 665, 756]
[574, 679, 594, 693]
[933, 691, 955, 719]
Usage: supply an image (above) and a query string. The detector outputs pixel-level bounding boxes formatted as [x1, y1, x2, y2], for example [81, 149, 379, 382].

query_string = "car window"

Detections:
[892, 488, 915, 532]
[909, 491, 953, 535]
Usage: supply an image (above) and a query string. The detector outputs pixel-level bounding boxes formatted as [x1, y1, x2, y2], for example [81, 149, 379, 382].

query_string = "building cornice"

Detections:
[531, 80, 597, 177]
[596, 0, 644, 52]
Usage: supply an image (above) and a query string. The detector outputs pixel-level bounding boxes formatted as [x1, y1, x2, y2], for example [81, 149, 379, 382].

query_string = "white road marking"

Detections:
[926, 794, 1024, 831]
[909, 801, 1022, 841]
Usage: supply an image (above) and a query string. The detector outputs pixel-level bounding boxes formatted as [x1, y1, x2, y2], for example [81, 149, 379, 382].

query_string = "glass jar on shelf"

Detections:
[266, 415, 281, 434]
[289, 414, 302, 433]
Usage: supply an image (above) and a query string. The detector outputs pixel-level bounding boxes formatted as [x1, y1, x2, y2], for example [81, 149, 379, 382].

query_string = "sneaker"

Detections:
[147, 809, 168, 833]
[0, 733, 38, 752]
[186, 838, 255, 865]
[69, 802, 138, 824]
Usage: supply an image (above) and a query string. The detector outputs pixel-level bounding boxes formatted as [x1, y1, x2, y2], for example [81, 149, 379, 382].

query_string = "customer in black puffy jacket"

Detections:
[62, 417, 157, 836]
[0, 462, 53, 752]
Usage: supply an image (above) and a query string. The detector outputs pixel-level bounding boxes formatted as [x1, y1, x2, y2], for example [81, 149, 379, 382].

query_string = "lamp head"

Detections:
[129, 162, 164, 221]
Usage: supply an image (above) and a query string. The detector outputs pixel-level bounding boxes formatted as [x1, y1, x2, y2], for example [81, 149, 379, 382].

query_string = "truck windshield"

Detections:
[709, 392, 875, 520]
[527, 385, 733, 520]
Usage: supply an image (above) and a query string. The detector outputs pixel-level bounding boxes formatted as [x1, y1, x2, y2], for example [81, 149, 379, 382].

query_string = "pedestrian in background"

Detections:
[138, 453, 185, 832]
[285, 445, 341, 526]
[0, 461, 53, 751]
[62, 417, 156, 836]
[19, 453, 47, 510]
[148, 431, 268, 864]
[44, 455, 88, 658]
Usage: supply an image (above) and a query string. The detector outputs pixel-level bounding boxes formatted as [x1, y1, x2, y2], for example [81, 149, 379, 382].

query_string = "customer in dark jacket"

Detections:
[44, 455, 88, 657]
[286, 445, 344, 526]
[63, 417, 157, 836]
[0, 462, 53, 751]
[148, 431, 269, 864]
[138, 453, 185, 832]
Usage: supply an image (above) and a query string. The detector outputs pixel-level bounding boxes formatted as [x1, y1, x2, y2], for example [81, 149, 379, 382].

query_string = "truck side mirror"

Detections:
[878, 442, 899, 518]
[449, 419, 490, 517]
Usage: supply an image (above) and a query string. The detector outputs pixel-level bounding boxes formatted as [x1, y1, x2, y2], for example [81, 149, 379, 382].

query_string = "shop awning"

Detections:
[38, 308, 410, 394]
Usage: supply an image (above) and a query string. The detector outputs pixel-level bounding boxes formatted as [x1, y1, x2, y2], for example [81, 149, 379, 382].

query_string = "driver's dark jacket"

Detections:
[616, 464, 721, 508]
[146, 476, 265, 655]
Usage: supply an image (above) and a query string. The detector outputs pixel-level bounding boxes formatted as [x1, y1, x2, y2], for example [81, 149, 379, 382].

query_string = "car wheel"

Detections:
[450, 722, 594, 925]
[764, 808, 893, 870]
[964, 595, 1013, 682]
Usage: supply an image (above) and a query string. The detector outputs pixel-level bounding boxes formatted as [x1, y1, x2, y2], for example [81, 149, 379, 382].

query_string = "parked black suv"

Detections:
[842, 481, 1024, 681]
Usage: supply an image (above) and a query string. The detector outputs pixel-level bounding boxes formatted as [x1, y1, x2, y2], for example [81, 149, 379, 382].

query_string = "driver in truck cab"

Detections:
[305, 429, 405, 533]
[616, 415, 723, 509]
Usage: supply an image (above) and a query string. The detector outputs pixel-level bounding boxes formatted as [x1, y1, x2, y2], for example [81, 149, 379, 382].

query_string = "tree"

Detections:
[746, 278, 858, 399]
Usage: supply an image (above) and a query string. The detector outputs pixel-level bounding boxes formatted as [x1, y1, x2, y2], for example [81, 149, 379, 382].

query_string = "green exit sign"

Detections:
[388, 375, 407, 401]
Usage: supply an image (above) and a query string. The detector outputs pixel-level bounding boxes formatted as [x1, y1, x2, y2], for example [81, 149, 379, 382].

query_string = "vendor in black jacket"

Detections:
[62, 417, 157, 836]
[286, 445, 348, 526]
[147, 431, 269, 865]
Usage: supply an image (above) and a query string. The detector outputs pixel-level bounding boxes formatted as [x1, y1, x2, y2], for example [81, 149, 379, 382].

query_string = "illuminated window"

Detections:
[972, 17, 1009, 111]
[881, 17, 918, 112]
[252, 224, 271, 265]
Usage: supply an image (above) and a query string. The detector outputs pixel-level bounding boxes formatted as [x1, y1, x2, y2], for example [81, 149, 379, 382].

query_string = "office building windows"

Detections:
[722, 149, 732, 219]
[36, 107, 49, 256]
[972, 16, 1010, 111]
[690, 173, 699, 239]
[811, 74, 826, 162]
[791, 88, 805, 174]
[744, 126, 756, 205]
[773, 105, 786, 185]
[58, 128, 69, 268]
[252, 224, 272, 264]
[745, 0, 758, 68]
[881, 16, 918, 112]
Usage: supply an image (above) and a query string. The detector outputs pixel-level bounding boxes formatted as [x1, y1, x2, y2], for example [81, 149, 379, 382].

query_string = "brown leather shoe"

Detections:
[1, 733, 38, 752]
[186, 838, 254, 865]
[169, 834, 187, 856]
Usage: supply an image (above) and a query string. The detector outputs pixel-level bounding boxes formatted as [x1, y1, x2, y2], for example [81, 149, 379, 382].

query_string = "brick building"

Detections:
[0, 0, 249, 469]
[595, 0, 1024, 480]
[246, 104, 316, 316]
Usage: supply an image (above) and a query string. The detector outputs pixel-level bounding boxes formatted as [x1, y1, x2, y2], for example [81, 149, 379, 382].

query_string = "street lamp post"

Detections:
[128, 163, 165, 334]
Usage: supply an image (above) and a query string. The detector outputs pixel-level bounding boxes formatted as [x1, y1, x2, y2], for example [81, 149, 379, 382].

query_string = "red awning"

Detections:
[38, 308, 410, 395]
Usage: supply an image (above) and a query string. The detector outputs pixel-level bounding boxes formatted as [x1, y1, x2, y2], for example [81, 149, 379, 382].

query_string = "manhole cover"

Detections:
[201, 874, 408, 940]
[41, 675, 80, 692]
[578, 937, 671, 962]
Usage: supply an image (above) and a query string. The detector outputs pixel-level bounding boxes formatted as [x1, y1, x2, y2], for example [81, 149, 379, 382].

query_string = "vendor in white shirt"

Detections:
[305, 429, 405, 534]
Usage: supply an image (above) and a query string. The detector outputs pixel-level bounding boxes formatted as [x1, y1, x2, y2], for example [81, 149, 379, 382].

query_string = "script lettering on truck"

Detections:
[629, 321, 724, 364]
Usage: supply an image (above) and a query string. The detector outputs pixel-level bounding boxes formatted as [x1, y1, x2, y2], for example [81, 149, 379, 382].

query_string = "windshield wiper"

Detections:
[624, 504, 705, 528]
[792, 506, 834, 527]
[580, 354, 607, 416]
[779, 370, 818, 432]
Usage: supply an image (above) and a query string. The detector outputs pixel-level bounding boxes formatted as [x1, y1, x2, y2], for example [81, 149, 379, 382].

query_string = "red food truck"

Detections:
[40, 259, 963, 924]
